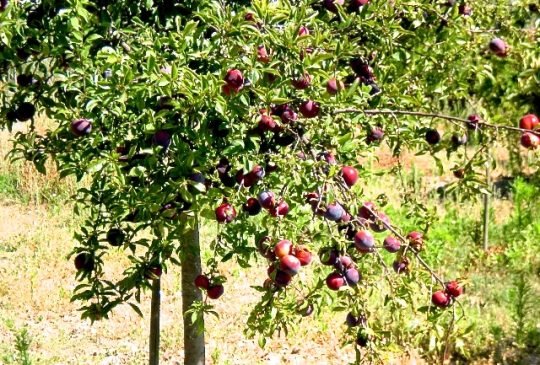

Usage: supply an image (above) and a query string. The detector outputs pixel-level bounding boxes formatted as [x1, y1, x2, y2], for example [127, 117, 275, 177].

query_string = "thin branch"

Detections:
[297, 135, 447, 287]
[333, 108, 530, 134]
[361, 204, 447, 288]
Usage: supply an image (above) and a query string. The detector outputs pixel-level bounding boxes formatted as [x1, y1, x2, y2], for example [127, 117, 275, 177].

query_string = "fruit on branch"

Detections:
[224, 69, 244, 92]
[271, 103, 290, 117]
[243, 197, 262, 216]
[189, 172, 205, 184]
[445, 280, 463, 298]
[294, 246, 313, 266]
[323, 0, 345, 13]
[466, 114, 480, 130]
[194, 275, 210, 290]
[16, 74, 33, 87]
[298, 25, 310, 36]
[258, 191, 276, 209]
[305, 192, 320, 206]
[392, 257, 409, 274]
[458, 3, 472, 16]
[425, 129, 441, 145]
[280, 255, 301, 275]
[157, 96, 173, 111]
[348, 0, 369, 12]
[257, 45, 270, 63]
[15, 102, 36, 122]
[359, 201, 377, 220]
[327, 78, 344, 95]
[383, 236, 401, 253]
[263, 278, 275, 290]
[356, 330, 370, 347]
[319, 151, 337, 165]
[207, 284, 224, 299]
[274, 239, 293, 258]
[326, 272, 346, 290]
[369, 213, 390, 232]
[519, 114, 539, 130]
[344, 267, 360, 286]
[70, 119, 92, 137]
[367, 126, 384, 144]
[341, 166, 359, 187]
[299, 100, 320, 118]
[339, 211, 352, 223]
[270, 200, 290, 217]
[152, 130, 171, 149]
[521, 132, 540, 149]
[291, 73, 312, 90]
[350, 58, 374, 80]
[325, 203, 345, 221]
[489, 38, 508, 57]
[274, 132, 296, 147]
[336, 255, 354, 270]
[215, 202, 237, 223]
[236, 170, 256, 188]
[74, 253, 95, 272]
[280, 108, 298, 123]
[406, 231, 424, 250]
[106, 228, 125, 247]
[146, 265, 163, 279]
[431, 290, 451, 308]
[249, 165, 265, 181]
[451, 133, 468, 147]
[265, 160, 278, 173]
[5, 109, 17, 122]
[453, 168, 465, 179]
[258, 114, 278, 132]
[319, 247, 340, 266]
[354, 230, 375, 253]
[0, 0, 8, 11]
[346, 312, 366, 327]
[273, 270, 293, 287]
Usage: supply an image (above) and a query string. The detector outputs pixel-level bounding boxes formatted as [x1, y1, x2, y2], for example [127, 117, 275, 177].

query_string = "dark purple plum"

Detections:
[70, 119, 92, 137]
[153, 130, 171, 149]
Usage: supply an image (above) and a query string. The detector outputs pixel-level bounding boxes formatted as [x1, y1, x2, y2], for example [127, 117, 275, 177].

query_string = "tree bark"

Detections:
[181, 215, 205, 365]
[149, 277, 161, 365]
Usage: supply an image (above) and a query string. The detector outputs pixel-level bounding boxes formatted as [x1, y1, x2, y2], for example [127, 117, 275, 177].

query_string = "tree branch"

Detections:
[333, 108, 530, 134]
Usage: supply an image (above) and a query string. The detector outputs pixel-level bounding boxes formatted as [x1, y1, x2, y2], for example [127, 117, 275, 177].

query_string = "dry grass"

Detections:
[0, 202, 438, 364]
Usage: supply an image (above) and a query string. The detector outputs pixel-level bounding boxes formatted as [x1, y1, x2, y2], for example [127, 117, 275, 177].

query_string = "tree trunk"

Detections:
[149, 277, 161, 365]
[181, 215, 205, 365]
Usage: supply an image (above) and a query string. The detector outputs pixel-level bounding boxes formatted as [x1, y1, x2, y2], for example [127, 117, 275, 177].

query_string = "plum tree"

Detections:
[0, 0, 538, 364]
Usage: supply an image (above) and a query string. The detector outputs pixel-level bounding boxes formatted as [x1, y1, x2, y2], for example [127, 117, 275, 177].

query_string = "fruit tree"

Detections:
[0, 0, 538, 364]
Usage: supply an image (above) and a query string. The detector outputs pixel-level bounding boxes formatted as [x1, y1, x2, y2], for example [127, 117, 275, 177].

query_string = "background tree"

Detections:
[0, 0, 538, 364]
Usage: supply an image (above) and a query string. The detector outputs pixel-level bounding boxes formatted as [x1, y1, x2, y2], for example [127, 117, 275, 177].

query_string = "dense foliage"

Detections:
[0, 0, 538, 361]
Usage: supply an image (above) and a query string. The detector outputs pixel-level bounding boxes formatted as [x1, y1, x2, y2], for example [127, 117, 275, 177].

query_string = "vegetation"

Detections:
[0, 0, 538, 364]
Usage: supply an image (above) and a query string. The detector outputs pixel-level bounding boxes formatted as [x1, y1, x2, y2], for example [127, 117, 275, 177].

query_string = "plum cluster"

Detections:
[194, 274, 224, 300]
